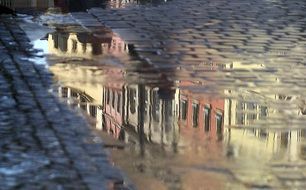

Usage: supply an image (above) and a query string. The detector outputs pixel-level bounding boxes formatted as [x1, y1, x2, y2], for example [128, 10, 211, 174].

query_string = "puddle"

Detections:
[21, 3, 306, 188]
[28, 23, 306, 190]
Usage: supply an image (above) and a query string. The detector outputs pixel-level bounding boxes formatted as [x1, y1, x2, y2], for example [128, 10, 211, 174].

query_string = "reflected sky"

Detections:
[33, 24, 306, 189]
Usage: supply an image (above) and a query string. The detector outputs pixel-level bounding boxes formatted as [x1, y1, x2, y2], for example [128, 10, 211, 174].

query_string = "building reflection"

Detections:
[55, 64, 306, 162]
[48, 29, 129, 59]
[55, 67, 306, 187]
[59, 86, 102, 120]
[51, 37, 306, 163]
[179, 82, 224, 141]
[47, 27, 306, 188]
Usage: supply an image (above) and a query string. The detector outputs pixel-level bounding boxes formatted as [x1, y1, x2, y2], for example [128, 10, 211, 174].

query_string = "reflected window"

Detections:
[80, 103, 86, 111]
[236, 113, 244, 125]
[59, 34, 68, 52]
[260, 106, 268, 118]
[112, 91, 115, 108]
[89, 105, 97, 118]
[119, 130, 125, 141]
[247, 102, 256, 110]
[204, 106, 211, 132]
[165, 101, 173, 121]
[82, 43, 87, 53]
[80, 96, 86, 103]
[144, 90, 148, 121]
[192, 103, 199, 128]
[181, 100, 188, 120]
[53, 34, 59, 48]
[106, 89, 110, 105]
[93, 43, 102, 55]
[165, 101, 173, 132]
[112, 40, 116, 50]
[71, 90, 78, 98]
[129, 89, 136, 114]
[237, 102, 245, 110]
[152, 91, 160, 122]
[117, 93, 121, 112]
[102, 115, 107, 131]
[259, 129, 268, 139]
[72, 40, 77, 52]
[301, 129, 306, 138]
[279, 95, 292, 100]
[216, 112, 223, 135]
[248, 113, 257, 121]
[61, 87, 68, 98]
[281, 132, 289, 148]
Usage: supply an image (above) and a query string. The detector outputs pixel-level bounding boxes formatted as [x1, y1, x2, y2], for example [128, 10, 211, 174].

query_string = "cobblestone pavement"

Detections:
[0, 16, 130, 190]
[72, 0, 306, 126]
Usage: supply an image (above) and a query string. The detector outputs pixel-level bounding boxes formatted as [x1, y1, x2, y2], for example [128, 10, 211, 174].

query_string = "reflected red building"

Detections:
[178, 81, 225, 141]
[102, 68, 125, 139]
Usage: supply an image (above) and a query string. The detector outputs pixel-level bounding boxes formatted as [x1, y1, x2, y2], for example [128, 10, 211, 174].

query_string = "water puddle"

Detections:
[17, 0, 306, 187]
[29, 12, 306, 190]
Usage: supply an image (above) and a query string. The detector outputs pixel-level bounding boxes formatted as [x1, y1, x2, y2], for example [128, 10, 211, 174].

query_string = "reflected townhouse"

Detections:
[49, 28, 306, 163]
[101, 68, 125, 140]
[122, 84, 180, 147]
[49, 28, 129, 132]
[101, 72, 181, 148]
[178, 81, 225, 141]
[48, 30, 128, 59]
[222, 61, 306, 162]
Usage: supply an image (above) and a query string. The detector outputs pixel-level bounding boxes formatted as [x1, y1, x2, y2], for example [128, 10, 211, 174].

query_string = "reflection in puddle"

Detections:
[48, 30, 129, 58]
[39, 25, 306, 190]
[6, 0, 169, 12]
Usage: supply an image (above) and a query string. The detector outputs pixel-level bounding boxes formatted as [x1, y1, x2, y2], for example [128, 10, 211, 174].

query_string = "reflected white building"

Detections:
[121, 85, 180, 146]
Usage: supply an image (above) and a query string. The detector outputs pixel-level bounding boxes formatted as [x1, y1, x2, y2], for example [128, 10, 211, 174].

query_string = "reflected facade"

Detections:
[48, 30, 128, 59]
[46, 27, 306, 189]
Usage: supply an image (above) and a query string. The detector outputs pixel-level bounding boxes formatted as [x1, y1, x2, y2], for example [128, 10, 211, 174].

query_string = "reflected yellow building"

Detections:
[107, 0, 140, 8]
[48, 31, 129, 59]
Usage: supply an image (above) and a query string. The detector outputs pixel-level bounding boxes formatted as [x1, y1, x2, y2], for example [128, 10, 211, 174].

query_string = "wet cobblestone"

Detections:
[0, 16, 129, 190]
[84, 1, 304, 69]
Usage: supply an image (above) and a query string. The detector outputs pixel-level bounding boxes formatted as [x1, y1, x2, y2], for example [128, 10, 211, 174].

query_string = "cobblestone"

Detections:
[0, 16, 130, 189]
